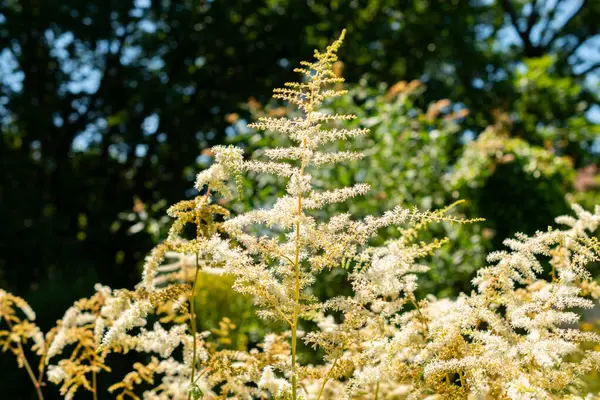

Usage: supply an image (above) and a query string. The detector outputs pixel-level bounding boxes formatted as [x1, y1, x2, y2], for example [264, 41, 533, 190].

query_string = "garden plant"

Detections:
[2, 31, 600, 400]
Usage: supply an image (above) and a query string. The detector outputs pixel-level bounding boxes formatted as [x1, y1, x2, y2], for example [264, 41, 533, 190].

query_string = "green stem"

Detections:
[291, 209, 301, 400]
[291, 321, 298, 400]
[188, 252, 201, 399]
[290, 80, 316, 400]
[374, 381, 380, 400]
[291, 214, 301, 400]
[316, 356, 340, 400]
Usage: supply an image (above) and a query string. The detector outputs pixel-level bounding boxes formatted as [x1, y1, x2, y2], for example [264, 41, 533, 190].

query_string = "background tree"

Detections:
[0, 1, 598, 396]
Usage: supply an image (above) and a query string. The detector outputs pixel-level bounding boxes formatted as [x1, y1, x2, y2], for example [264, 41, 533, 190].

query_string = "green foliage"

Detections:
[194, 272, 284, 350]
[512, 56, 600, 158]
[448, 119, 575, 246]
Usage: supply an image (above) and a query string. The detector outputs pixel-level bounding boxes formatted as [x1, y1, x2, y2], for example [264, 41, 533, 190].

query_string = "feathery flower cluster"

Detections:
[1, 31, 600, 400]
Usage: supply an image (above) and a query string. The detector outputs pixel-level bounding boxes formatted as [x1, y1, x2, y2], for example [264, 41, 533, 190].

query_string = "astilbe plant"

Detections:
[2, 31, 600, 400]
[0, 289, 47, 399]
[227, 75, 488, 299]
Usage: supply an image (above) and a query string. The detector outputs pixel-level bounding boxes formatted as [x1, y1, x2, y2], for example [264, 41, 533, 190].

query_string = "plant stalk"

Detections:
[92, 365, 98, 400]
[188, 252, 201, 399]
[5, 317, 44, 400]
[316, 356, 340, 400]
[290, 83, 316, 399]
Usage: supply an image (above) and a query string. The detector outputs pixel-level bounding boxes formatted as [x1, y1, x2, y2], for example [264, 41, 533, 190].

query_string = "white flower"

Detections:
[94, 317, 105, 347]
[47, 306, 79, 361]
[317, 315, 337, 333]
[258, 366, 291, 397]
[100, 300, 152, 349]
[47, 365, 69, 384]
[506, 376, 545, 400]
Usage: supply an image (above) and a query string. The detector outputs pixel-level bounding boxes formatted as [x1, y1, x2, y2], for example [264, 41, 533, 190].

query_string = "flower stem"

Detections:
[4, 317, 44, 400]
[290, 83, 315, 400]
[92, 365, 98, 400]
[291, 201, 302, 400]
[291, 320, 298, 400]
[92, 333, 98, 400]
[316, 356, 340, 400]
[188, 252, 201, 400]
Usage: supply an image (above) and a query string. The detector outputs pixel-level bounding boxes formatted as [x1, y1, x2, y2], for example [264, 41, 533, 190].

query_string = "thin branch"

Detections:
[501, 0, 532, 48]
[70, 30, 130, 135]
[539, 0, 565, 46]
[544, 0, 588, 50]
[564, 36, 589, 60]
[4, 317, 44, 400]
[575, 62, 600, 77]
[316, 356, 340, 400]
[187, 252, 201, 400]
[525, 0, 541, 37]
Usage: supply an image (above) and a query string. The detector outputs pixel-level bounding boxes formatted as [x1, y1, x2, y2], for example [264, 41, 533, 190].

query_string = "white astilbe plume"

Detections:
[403, 204, 600, 398]
[47, 364, 69, 385]
[46, 306, 79, 361]
[72, 31, 600, 400]
[295, 203, 600, 399]
[100, 299, 152, 349]
[505, 376, 547, 400]
[258, 366, 292, 398]
[117, 322, 187, 358]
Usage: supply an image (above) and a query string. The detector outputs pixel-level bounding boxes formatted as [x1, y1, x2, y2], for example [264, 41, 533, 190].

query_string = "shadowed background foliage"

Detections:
[0, 0, 598, 397]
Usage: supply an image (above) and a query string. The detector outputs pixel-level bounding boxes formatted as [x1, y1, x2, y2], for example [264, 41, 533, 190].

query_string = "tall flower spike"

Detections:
[214, 30, 481, 400]
[247, 29, 367, 159]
